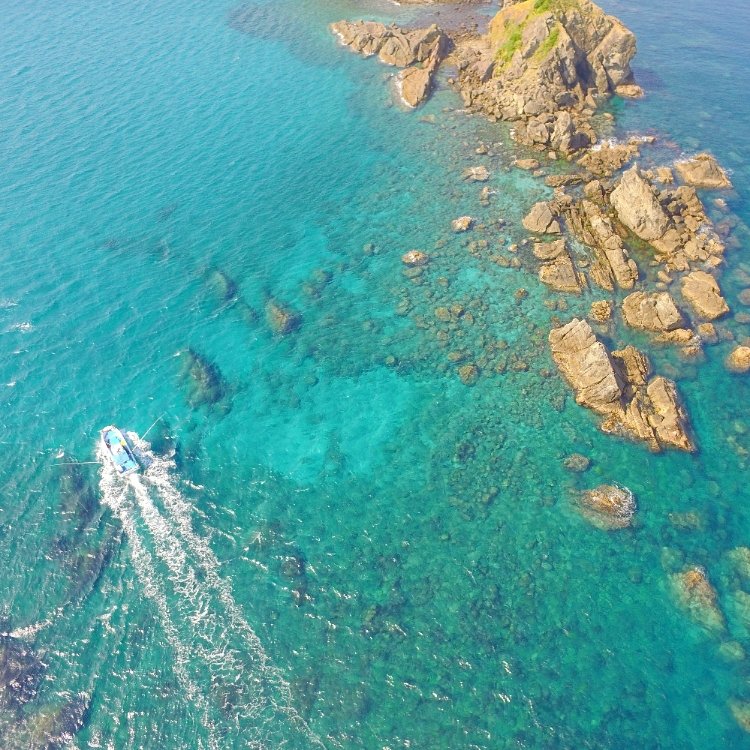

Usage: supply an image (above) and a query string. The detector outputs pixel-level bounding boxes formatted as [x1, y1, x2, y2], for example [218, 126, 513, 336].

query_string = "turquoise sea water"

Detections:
[2, 0, 750, 747]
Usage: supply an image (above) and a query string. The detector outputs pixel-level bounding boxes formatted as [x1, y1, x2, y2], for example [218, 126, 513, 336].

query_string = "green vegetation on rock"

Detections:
[494, 22, 524, 66]
[534, 24, 560, 61]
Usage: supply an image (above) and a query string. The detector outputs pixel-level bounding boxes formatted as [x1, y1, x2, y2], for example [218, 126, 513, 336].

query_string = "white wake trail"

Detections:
[102, 435, 325, 748]
[98, 459, 221, 750]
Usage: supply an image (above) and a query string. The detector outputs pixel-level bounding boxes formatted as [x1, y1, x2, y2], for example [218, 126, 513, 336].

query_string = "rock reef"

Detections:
[331, 20, 449, 106]
[549, 318, 693, 451]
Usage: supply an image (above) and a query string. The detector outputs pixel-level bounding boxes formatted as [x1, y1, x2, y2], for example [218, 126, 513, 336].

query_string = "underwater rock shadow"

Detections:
[227, 3, 341, 68]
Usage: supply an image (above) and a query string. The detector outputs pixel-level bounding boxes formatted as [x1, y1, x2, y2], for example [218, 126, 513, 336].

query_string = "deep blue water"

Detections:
[1, 0, 750, 748]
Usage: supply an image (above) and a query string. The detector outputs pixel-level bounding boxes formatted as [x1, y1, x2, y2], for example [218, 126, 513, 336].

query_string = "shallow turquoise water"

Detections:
[2, 0, 750, 747]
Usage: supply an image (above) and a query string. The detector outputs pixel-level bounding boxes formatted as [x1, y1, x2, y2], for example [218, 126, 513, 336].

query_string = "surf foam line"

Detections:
[122, 436, 326, 749]
[98, 459, 221, 750]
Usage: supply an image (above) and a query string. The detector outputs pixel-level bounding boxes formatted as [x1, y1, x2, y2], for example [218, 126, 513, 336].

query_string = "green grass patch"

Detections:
[494, 22, 524, 67]
[531, 0, 575, 15]
[534, 24, 560, 60]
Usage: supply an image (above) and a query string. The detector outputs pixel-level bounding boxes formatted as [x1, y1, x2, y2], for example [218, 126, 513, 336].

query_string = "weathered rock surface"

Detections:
[331, 21, 448, 106]
[578, 140, 639, 176]
[726, 346, 750, 373]
[610, 165, 670, 241]
[522, 201, 561, 234]
[453, 0, 638, 154]
[452, 216, 474, 232]
[680, 270, 729, 320]
[399, 47, 443, 107]
[561, 196, 638, 289]
[621, 291, 684, 332]
[549, 318, 622, 414]
[675, 153, 732, 190]
[577, 484, 636, 530]
[549, 318, 693, 451]
[331, 21, 447, 67]
[589, 299, 612, 323]
[534, 239, 584, 293]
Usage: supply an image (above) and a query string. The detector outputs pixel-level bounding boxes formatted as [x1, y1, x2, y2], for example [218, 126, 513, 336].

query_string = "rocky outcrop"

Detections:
[462, 165, 490, 182]
[534, 239, 585, 293]
[577, 140, 639, 176]
[549, 318, 693, 451]
[606, 166, 726, 272]
[577, 484, 636, 530]
[621, 291, 684, 332]
[401, 250, 429, 266]
[610, 165, 670, 241]
[589, 299, 612, 323]
[522, 201, 561, 233]
[453, 0, 637, 154]
[399, 47, 443, 107]
[560, 195, 639, 290]
[452, 216, 474, 232]
[549, 317, 622, 413]
[726, 346, 750, 373]
[675, 153, 732, 190]
[331, 21, 448, 106]
[331, 21, 447, 67]
[680, 270, 729, 321]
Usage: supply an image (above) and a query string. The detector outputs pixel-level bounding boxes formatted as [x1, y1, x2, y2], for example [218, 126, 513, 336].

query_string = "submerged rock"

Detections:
[675, 153, 732, 190]
[577, 484, 636, 530]
[458, 363, 480, 385]
[0, 637, 45, 711]
[730, 700, 750, 734]
[205, 268, 238, 302]
[564, 453, 591, 472]
[670, 566, 725, 633]
[265, 299, 301, 335]
[181, 349, 227, 407]
[20, 693, 91, 748]
[462, 165, 490, 182]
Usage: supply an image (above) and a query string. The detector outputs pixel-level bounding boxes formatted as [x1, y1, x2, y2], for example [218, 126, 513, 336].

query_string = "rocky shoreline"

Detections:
[329, 0, 743, 456]
[329, 0, 750, 732]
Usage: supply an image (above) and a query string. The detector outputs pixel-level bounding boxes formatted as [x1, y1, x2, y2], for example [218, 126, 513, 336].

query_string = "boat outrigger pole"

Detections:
[140, 414, 165, 442]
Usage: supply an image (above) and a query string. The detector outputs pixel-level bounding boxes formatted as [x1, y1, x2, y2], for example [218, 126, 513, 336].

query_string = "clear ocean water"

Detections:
[2, 0, 750, 747]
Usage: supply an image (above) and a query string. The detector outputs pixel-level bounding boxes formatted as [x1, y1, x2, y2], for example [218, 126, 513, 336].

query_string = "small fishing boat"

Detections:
[99, 425, 139, 476]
